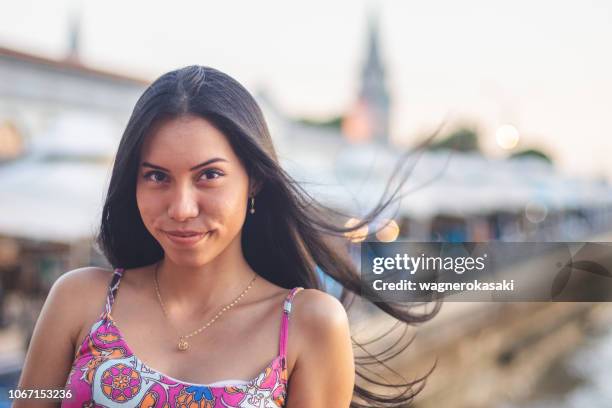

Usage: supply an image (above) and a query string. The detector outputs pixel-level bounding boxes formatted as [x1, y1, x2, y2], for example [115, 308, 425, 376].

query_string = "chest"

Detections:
[74, 298, 286, 385]
[66, 319, 289, 408]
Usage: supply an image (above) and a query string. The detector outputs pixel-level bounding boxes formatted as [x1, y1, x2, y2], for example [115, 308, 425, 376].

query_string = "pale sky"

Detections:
[1, 0, 611, 180]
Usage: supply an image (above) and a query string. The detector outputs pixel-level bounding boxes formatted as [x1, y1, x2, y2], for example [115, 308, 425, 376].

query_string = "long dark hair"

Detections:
[97, 65, 441, 407]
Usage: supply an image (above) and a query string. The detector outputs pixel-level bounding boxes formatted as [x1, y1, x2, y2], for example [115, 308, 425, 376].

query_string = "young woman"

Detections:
[16, 66, 440, 407]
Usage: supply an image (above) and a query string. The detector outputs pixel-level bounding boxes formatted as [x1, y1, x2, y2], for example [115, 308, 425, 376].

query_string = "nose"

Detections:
[167, 185, 199, 222]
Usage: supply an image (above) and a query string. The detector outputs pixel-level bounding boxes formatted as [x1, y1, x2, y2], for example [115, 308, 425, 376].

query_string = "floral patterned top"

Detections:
[61, 267, 303, 407]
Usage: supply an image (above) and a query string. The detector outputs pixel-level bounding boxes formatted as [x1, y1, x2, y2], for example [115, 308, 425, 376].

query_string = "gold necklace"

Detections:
[153, 262, 257, 351]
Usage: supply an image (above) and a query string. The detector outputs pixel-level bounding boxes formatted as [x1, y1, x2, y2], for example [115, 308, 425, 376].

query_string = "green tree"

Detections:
[508, 148, 552, 164]
[296, 115, 344, 130]
[428, 127, 480, 152]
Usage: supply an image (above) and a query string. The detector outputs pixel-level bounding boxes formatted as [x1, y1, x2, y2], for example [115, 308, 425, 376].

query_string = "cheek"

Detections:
[208, 189, 248, 231]
[209, 192, 246, 222]
[136, 185, 161, 227]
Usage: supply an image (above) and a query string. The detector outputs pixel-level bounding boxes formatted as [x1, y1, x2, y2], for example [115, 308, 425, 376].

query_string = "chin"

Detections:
[164, 249, 216, 269]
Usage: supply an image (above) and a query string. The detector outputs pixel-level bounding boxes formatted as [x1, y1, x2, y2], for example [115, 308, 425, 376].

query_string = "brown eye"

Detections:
[199, 169, 224, 180]
[143, 171, 167, 183]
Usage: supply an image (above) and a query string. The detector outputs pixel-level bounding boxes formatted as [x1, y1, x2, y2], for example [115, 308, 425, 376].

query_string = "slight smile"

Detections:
[163, 230, 212, 247]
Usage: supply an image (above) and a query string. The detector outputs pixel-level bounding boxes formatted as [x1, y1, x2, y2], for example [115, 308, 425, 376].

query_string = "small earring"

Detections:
[249, 196, 255, 214]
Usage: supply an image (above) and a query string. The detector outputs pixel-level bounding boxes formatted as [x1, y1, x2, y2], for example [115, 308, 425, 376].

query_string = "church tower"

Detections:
[66, 10, 82, 63]
[358, 10, 391, 144]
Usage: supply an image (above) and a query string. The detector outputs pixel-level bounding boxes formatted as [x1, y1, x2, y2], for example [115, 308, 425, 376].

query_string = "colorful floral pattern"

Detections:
[61, 268, 303, 407]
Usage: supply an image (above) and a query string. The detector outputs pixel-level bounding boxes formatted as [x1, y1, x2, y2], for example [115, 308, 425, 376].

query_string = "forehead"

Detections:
[140, 115, 234, 163]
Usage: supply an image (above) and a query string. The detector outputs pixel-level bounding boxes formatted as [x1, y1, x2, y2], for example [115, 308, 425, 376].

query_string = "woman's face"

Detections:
[136, 114, 251, 266]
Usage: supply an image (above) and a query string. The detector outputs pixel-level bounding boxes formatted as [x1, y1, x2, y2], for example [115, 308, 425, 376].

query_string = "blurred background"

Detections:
[1, 0, 612, 406]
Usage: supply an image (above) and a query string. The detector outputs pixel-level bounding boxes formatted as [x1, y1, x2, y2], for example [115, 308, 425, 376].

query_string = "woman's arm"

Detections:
[13, 268, 103, 408]
[286, 289, 355, 408]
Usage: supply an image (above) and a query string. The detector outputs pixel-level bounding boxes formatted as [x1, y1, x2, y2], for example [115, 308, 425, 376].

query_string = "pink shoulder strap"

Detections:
[100, 268, 125, 319]
[279, 287, 304, 361]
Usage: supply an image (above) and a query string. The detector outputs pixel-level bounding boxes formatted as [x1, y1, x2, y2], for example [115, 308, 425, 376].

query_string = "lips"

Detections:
[166, 230, 204, 237]
[163, 230, 212, 246]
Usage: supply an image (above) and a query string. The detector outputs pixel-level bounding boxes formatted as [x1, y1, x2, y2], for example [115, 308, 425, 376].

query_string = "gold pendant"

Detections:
[178, 337, 189, 351]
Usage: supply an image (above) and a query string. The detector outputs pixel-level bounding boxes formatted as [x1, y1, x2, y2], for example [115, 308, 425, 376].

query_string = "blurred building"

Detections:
[0, 42, 148, 304]
[270, 114, 612, 244]
[0, 43, 147, 163]
[359, 11, 391, 144]
[343, 10, 391, 144]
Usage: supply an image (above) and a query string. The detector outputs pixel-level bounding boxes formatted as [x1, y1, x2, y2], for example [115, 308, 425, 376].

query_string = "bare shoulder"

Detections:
[51, 266, 113, 341]
[54, 266, 113, 303]
[285, 289, 355, 406]
[15, 266, 115, 398]
[291, 288, 349, 341]
[57, 266, 113, 287]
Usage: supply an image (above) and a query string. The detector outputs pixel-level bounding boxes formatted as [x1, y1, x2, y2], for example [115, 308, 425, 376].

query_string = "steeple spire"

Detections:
[66, 8, 82, 62]
[358, 6, 390, 144]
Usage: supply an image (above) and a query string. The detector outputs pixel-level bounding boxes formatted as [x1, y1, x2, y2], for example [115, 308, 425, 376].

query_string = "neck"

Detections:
[154, 236, 256, 321]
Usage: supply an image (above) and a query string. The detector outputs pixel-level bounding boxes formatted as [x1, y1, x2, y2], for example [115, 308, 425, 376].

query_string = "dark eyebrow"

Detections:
[141, 158, 228, 172]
